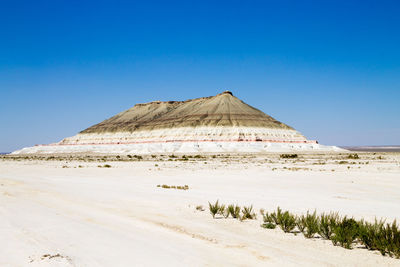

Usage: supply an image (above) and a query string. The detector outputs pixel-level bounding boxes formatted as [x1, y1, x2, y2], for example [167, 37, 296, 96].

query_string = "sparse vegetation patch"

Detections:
[280, 154, 298, 159]
[347, 153, 360, 159]
[157, 184, 189, 190]
[207, 201, 400, 259]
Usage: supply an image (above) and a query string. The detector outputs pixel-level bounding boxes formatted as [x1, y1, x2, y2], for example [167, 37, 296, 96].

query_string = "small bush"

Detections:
[265, 207, 296, 232]
[196, 205, 205, 211]
[386, 220, 400, 258]
[269, 207, 283, 225]
[331, 217, 359, 249]
[241, 205, 257, 220]
[228, 204, 241, 219]
[279, 210, 297, 233]
[359, 220, 400, 257]
[303, 211, 320, 238]
[103, 164, 111, 168]
[261, 211, 275, 224]
[319, 212, 339, 239]
[261, 222, 276, 229]
[209, 200, 220, 218]
[296, 215, 306, 233]
[358, 219, 386, 253]
[218, 204, 226, 217]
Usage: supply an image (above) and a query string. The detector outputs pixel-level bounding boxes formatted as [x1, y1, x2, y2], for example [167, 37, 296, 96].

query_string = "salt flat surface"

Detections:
[1, 153, 399, 266]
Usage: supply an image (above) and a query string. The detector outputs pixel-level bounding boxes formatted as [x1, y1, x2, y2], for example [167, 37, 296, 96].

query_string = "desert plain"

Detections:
[1, 152, 400, 266]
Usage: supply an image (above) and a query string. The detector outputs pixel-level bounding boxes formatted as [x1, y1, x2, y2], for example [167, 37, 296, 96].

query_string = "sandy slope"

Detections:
[1, 154, 400, 266]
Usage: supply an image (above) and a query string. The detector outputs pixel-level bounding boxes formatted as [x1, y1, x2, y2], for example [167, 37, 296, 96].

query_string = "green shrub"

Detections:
[296, 215, 306, 233]
[241, 205, 256, 220]
[386, 220, 400, 258]
[208, 200, 220, 219]
[303, 211, 320, 238]
[265, 207, 296, 232]
[319, 212, 339, 239]
[228, 204, 241, 219]
[331, 217, 359, 249]
[196, 205, 204, 211]
[269, 207, 283, 225]
[363, 220, 400, 257]
[358, 219, 386, 253]
[261, 211, 276, 224]
[218, 204, 226, 217]
[261, 222, 276, 229]
[279, 210, 297, 233]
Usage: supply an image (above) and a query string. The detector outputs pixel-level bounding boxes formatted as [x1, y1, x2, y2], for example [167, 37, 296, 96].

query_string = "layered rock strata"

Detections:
[13, 91, 343, 154]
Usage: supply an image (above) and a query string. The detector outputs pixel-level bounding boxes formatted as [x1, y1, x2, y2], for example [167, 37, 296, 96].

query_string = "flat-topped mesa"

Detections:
[13, 90, 344, 154]
[78, 91, 293, 135]
[55, 91, 310, 146]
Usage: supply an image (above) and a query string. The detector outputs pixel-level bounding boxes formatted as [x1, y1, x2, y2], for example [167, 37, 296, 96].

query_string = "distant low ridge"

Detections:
[13, 91, 344, 154]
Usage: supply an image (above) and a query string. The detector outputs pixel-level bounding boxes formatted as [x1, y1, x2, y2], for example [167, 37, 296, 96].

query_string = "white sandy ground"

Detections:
[1, 153, 400, 266]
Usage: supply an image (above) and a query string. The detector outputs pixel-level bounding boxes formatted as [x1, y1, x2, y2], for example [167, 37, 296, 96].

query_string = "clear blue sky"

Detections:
[1, 0, 399, 152]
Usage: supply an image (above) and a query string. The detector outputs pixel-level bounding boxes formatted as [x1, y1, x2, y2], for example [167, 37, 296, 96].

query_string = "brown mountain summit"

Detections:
[82, 91, 292, 134]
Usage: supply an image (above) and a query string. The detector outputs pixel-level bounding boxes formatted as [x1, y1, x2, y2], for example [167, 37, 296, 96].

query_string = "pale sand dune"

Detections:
[1, 153, 399, 266]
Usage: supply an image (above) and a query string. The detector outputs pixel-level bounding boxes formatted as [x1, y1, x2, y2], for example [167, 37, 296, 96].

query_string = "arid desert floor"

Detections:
[1, 152, 400, 266]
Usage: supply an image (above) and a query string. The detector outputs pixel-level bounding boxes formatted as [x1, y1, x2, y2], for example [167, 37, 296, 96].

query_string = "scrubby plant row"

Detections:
[260, 207, 400, 257]
[347, 153, 360, 159]
[208, 200, 256, 221]
[157, 184, 189, 190]
[97, 164, 112, 168]
[280, 154, 298, 159]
